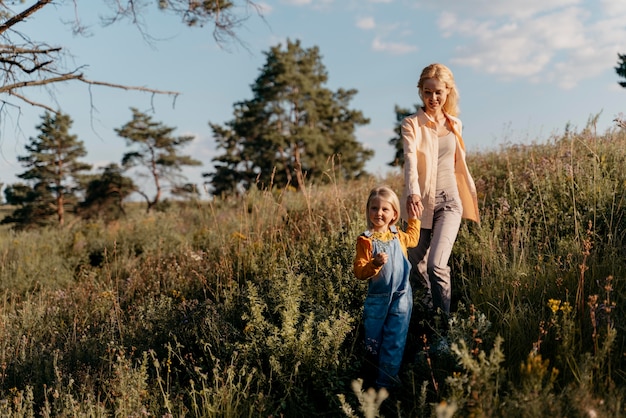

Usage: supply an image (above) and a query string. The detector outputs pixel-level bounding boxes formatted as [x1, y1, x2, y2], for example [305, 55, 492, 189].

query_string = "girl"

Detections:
[353, 186, 420, 390]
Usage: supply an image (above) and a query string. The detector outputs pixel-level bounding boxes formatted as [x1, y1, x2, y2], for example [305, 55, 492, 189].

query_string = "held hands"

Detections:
[407, 194, 423, 219]
[373, 252, 388, 267]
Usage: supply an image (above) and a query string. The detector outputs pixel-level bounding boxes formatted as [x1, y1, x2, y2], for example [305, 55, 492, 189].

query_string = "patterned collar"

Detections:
[364, 225, 398, 242]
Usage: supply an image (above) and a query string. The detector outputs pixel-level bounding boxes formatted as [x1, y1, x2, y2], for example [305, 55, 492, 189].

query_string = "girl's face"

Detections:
[368, 196, 397, 232]
[421, 77, 449, 115]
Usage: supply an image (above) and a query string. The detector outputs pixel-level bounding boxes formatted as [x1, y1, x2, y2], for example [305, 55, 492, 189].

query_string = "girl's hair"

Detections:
[417, 63, 460, 116]
[366, 186, 400, 229]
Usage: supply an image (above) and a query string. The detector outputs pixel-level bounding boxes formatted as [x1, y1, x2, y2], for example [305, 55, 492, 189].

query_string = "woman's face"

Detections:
[421, 77, 449, 114]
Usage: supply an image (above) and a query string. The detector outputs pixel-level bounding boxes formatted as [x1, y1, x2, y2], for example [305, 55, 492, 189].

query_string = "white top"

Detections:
[436, 131, 457, 194]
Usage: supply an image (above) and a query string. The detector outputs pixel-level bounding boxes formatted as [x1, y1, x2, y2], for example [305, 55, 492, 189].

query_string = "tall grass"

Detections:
[0, 125, 625, 416]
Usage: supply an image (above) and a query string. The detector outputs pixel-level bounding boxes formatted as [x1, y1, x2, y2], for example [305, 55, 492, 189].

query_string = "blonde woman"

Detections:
[402, 63, 480, 319]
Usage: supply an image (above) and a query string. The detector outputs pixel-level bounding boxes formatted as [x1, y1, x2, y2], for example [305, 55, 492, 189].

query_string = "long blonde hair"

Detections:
[417, 63, 460, 117]
[365, 186, 400, 229]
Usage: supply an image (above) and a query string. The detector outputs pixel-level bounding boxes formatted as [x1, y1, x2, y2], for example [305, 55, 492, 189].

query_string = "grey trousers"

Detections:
[408, 190, 462, 314]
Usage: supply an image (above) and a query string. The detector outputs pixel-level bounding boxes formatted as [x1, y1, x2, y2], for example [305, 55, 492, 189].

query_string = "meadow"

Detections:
[0, 121, 625, 417]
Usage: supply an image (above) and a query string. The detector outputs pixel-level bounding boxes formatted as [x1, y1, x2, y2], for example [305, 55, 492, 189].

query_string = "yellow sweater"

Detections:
[353, 219, 420, 281]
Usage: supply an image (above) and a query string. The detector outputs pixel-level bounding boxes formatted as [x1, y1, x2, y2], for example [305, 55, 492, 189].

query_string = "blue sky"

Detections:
[0, 0, 624, 197]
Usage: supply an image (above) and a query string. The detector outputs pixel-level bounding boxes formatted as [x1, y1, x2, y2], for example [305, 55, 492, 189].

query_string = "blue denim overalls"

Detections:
[362, 225, 413, 388]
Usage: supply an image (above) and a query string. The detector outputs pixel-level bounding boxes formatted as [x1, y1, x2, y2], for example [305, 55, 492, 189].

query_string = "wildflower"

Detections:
[232, 231, 247, 240]
[101, 290, 115, 300]
[188, 250, 203, 262]
[548, 299, 561, 314]
[588, 294, 598, 308]
[436, 400, 458, 418]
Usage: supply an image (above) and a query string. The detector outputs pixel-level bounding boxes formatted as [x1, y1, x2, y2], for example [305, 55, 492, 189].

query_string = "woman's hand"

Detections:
[407, 194, 423, 218]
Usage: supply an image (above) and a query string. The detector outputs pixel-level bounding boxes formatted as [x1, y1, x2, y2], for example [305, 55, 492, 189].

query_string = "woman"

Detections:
[402, 63, 479, 318]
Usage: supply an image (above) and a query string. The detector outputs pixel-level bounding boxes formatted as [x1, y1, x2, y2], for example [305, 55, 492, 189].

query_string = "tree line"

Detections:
[1, 39, 396, 229]
[5, 40, 624, 230]
[2, 108, 200, 228]
[0, 2, 623, 229]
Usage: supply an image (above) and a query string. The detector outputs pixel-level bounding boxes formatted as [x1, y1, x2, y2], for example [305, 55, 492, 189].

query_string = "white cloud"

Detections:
[280, 0, 334, 7]
[356, 16, 376, 30]
[432, 0, 626, 88]
[278, 0, 623, 89]
[600, 0, 626, 15]
[280, 0, 312, 5]
[371, 37, 417, 55]
[426, 0, 581, 19]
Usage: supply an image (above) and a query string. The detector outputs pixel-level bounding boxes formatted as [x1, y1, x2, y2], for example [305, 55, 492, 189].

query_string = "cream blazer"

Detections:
[401, 108, 480, 228]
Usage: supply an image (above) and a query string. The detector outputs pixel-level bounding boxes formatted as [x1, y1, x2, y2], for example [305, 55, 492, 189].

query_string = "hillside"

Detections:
[0, 125, 625, 417]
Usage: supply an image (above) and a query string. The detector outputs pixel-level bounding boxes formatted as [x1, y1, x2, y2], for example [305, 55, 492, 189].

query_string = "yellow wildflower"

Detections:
[548, 299, 561, 314]
[232, 231, 247, 240]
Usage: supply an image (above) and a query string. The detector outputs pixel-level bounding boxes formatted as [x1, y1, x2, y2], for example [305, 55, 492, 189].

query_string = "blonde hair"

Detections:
[417, 63, 460, 117]
[365, 186, 400, 229]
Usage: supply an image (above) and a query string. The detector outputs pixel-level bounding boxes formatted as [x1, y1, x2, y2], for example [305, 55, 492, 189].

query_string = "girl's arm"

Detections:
[353, 236, 382, 280]
[400, 218, 421, 250]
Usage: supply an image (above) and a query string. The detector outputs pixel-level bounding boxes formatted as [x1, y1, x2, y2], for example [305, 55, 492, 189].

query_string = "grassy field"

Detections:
[1, 124, 625, 417]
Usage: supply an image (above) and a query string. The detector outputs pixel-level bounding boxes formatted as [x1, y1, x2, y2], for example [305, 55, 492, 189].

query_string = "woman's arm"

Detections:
[401, 118, 421, 198]
[402, 118, 424, 217]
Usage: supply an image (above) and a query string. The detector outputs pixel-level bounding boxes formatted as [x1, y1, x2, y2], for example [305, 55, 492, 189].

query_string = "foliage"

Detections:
[0, 1, 258, 119]
[616, 53, 626, 88]
[116, 107, 201, 212]
[2, 111, 91, 229]
[207, 39, 372, 195]
[1, 125, 626, 416]
[78, 163, 135, 222]
[119, 0, 262, 45]
[387, 104, 419, 167]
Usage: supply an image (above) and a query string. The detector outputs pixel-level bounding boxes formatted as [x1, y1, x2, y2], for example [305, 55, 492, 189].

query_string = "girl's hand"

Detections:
[373, 252, 388, 267]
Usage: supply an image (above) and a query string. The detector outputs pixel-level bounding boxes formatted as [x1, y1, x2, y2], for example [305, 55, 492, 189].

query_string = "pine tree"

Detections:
[2, 112, 91, 228]
[387, 104, 421, 168]
[207, 39, 372, 195]
[79, 164, 135, 221]
[616, 53, 626, 88]
[116, 108, 202, 212]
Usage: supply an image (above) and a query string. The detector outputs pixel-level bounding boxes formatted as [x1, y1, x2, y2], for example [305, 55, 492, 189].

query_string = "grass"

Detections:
[0, 123, 625, 416]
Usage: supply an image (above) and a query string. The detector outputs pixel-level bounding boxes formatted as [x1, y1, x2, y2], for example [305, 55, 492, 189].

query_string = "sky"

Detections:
[0, 0, 624, 199]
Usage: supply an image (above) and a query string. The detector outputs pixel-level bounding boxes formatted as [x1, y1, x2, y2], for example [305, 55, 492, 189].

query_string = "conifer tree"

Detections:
[616, 53, 626, 88]
[387, 104, 420, 168]
[116, 108, 201, 212]
[79, 164, 135, 221]
[2, 111, 91, 228]
[207, 39, 372, 195]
